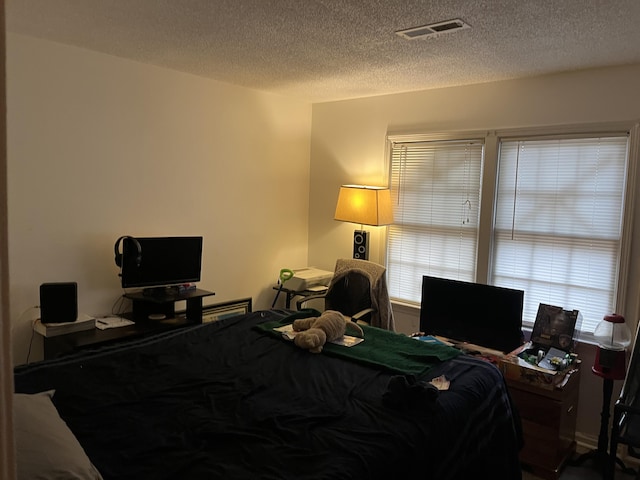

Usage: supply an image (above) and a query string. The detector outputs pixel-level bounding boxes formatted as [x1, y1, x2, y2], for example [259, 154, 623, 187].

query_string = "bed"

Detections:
[13, 309, 523, 480]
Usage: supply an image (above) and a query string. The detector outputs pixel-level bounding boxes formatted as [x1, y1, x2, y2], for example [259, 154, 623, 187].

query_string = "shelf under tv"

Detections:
[123, 288, 215, 322]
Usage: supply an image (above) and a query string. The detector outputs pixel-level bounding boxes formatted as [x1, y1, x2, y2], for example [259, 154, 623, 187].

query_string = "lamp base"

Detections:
[570, 375, 637, 478]
[353, 230, 369, 260]
[593, 347, 626, 380]
[571, 448, 635, 477]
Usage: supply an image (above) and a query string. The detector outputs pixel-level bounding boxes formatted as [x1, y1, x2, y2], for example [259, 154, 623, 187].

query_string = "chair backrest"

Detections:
[325, 258, 395, 331]
[325, 270, 373, 318]
[617, 322, 640, 408]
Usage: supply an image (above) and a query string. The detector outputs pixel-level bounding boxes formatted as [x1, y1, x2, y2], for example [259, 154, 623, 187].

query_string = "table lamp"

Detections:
[334, 185, 393, 260]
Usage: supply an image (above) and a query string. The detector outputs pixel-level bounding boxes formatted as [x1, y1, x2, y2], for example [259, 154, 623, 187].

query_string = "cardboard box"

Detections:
[499, 303, 581, 389]
[500, 341, 580, 390]
[530, 303, 581, 352]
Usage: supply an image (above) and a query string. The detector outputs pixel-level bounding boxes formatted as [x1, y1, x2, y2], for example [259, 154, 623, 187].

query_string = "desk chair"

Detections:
[297, 258, 395, 331]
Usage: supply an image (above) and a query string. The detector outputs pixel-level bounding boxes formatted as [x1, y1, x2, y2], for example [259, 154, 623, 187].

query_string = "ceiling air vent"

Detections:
[396, 19, 471, 40]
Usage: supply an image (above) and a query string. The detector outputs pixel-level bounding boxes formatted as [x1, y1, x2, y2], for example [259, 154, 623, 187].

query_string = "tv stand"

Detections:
[142, 287, 171, 298]
[124, 288, 215, 322]
[142, 285, 182, 298]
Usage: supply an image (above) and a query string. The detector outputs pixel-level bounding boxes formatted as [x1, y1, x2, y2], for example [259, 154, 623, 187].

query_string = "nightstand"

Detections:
[506, 367, 580, 480]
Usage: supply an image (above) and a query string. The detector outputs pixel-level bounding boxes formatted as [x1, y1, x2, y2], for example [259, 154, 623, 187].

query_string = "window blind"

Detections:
[492, 136, 628, 334]
[388, 139, 484, 303]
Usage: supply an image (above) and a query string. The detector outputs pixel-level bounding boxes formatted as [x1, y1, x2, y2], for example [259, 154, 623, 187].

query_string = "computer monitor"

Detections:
[419, 275, 524, 353]
[120, 236, 203, 292]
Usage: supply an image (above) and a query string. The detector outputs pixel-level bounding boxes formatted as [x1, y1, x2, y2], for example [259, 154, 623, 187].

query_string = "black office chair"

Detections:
[297, 258, 395, 331]
[609, 332, 640, 479]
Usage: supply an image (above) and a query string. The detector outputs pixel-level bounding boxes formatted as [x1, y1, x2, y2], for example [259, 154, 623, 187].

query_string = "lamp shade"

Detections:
[593, 313, 631, 351]
[334, 185, 394, 226]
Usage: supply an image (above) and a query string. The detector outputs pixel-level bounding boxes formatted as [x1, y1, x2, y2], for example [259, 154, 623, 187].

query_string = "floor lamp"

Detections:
[573, 313, 633, 476]
[334, 185, 393, 260]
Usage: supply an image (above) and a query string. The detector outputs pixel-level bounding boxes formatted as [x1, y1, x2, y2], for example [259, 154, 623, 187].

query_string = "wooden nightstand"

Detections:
[506, 367, 580, 480]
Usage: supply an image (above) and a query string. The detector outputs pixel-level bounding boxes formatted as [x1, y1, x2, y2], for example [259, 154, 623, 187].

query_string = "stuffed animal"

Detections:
[292, 310, 364, 353]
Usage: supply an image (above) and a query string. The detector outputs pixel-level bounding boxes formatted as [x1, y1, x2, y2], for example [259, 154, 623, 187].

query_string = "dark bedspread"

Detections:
[14, 310, 522, 480]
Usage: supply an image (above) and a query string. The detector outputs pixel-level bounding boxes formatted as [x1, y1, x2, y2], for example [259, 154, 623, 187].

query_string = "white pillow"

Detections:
[13, 390, 103, 480]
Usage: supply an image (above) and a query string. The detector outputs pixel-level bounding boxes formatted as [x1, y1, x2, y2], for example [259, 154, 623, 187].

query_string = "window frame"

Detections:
[387, 136, 485, 301]
[386, 122, 640, 343]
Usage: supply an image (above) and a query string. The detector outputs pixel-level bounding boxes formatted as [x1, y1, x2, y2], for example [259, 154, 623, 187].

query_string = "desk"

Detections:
[36, 294, 252, 360]
[271, 285, 327, 309]
[37, 288, 215, 359]
[40, 314, 195, 359]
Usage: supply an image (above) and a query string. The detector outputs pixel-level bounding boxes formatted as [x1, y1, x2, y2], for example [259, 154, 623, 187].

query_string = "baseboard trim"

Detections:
[575, 431, 640, 467]
[575, 431, 597, 453]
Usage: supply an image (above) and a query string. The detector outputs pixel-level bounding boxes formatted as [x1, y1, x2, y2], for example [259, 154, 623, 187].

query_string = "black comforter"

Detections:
[14, 309, 522, 480]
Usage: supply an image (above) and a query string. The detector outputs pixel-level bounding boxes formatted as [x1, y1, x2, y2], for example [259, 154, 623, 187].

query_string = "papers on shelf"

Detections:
[307, 285, 328, 292]
[95, 316, 134, 330]
[34, 313, 96, 337]
[274, 324, 364, 347]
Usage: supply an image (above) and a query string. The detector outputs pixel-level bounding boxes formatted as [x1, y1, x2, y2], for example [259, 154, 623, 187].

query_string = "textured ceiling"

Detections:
[7, 0, 640, 103]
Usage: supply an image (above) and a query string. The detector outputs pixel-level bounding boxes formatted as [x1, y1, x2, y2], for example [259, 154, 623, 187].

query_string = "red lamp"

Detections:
[592, 313, 631, 380]
[573, 313, 633, 473]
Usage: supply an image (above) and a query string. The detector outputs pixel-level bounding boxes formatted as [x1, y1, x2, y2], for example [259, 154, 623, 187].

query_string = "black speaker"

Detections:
[353, 230, 369, 260]
[40, 282, 78, 324]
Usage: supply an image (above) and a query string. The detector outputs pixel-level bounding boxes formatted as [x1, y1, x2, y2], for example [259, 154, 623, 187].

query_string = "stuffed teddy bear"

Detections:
[292, 310, 364, 353]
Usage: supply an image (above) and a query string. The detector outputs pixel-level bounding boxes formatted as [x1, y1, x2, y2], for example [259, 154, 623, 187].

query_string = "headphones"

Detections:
[114, 236, 142, 268]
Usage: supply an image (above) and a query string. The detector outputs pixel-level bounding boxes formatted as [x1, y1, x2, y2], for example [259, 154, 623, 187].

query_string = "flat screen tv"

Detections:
[120, 236, 203, 291]
[419, 275, 524, 353]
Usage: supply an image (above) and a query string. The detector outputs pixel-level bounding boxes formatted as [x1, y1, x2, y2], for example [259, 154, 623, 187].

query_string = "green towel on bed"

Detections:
[256, 313, 461, 376]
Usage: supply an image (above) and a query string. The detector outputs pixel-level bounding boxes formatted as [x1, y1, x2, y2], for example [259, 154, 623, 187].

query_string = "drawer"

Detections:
[505, 366, 580, 480]
[510, 389, 565, 426]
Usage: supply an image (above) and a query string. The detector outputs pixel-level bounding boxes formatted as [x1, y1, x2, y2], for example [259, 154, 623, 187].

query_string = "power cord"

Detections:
[25, 318, 38, 365]
[111, 293, 130, 317]
[10, 305, 40, 365]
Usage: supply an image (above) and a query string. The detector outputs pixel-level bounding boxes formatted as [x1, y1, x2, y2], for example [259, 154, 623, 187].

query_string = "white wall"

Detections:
[7, 34, 312, 365]
[0, 2, 17, 477]
[308, 65, 640, 445]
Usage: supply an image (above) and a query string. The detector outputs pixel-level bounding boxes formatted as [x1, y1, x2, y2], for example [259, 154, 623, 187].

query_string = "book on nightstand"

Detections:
[33, 313, 96, 337]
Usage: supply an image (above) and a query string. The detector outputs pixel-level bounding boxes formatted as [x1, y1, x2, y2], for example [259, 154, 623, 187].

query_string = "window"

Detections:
[387, 138, 484, 302]
[493, 136, 628, 335]
[387, 128, 634, 338]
